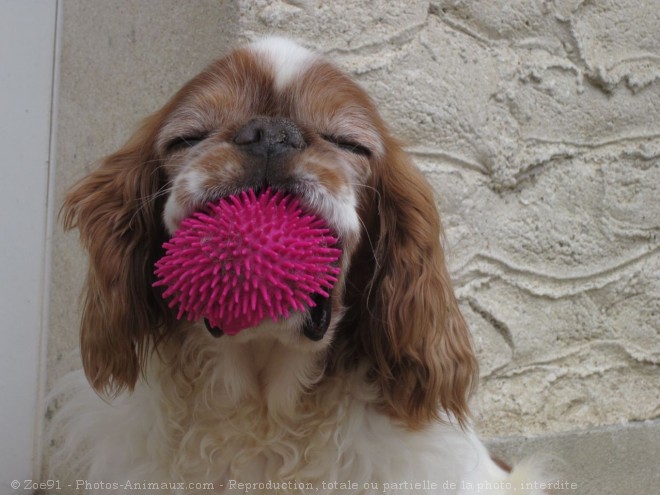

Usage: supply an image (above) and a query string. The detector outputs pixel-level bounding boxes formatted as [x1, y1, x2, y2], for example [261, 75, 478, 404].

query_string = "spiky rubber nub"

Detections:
[154, 188, 341, 335]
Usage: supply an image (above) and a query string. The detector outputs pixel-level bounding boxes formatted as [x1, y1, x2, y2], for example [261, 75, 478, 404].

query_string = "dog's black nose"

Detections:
[234, 117, 305, 157]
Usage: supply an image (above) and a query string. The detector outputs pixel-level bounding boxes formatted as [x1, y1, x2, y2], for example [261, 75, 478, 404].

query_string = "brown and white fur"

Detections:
[53, 37, 545, 494]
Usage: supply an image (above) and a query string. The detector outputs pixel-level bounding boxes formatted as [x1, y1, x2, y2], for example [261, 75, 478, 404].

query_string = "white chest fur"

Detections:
[51, 337, 517, 494]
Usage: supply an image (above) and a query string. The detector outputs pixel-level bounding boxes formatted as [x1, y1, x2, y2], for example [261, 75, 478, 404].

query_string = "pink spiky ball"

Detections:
[153, 188, 342, 335]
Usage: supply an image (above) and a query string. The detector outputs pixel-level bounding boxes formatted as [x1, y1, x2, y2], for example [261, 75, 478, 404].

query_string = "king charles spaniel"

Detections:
[53, 38, 545, 494]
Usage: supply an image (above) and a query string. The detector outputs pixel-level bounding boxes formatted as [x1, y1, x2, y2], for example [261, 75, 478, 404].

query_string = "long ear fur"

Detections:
[337, 141, 477, 429]
[62, 115, 171, 396]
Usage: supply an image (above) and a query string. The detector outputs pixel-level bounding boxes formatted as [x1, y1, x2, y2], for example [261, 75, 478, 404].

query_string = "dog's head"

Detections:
[63, 38, 477, 428]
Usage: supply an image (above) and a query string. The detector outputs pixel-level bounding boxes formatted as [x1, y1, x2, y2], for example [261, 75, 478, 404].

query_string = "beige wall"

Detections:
[48, 0, 240, 390]
[47, 0, 659, 473]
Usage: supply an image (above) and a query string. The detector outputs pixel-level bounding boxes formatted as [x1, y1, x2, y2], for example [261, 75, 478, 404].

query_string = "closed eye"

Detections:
[165, 134, 208, 153]
[321, 134, 371, 158]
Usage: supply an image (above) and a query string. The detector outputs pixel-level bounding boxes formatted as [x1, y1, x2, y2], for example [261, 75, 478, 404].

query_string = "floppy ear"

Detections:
[62, 115, 171, 396]
[338, 141, 477, 429]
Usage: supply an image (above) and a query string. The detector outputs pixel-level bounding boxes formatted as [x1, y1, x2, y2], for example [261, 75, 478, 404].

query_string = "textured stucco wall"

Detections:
[233, 0, 660, 437]
[47, 0, 659, 463]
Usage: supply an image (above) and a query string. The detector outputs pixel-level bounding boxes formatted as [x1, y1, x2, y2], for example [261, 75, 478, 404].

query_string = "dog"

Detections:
[53, 37, 545, 494]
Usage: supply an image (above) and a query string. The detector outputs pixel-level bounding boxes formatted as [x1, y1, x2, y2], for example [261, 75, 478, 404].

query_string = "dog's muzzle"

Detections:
[203, 293, 332, 341]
